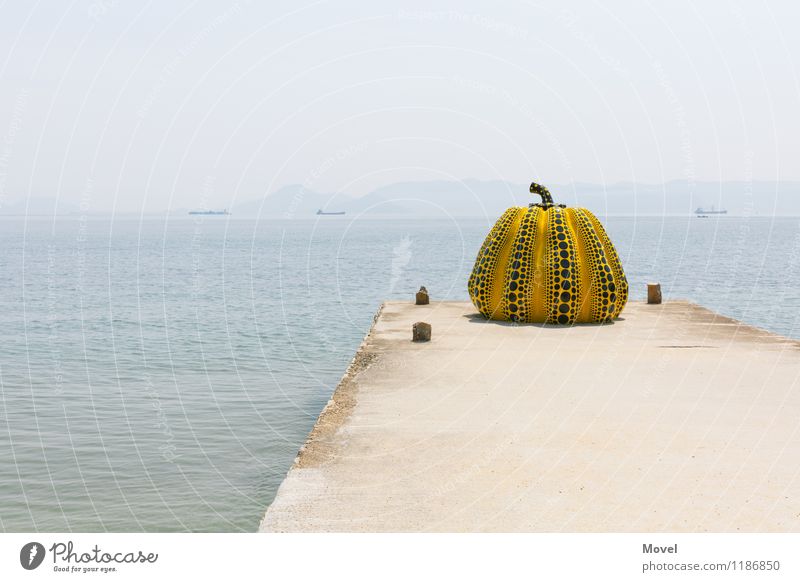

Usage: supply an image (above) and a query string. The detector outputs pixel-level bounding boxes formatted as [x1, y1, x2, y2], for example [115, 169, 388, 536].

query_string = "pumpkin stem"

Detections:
[530, 182, 556, 208]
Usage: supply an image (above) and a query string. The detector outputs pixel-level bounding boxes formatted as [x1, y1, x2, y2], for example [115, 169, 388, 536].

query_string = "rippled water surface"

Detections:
[2, 215, 799, 531]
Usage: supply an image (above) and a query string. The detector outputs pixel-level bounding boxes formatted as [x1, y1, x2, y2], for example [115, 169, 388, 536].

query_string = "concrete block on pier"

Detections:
[415, 286, 429, 305]
[647, 282, 662, 304]
[412, 321, 431, 342]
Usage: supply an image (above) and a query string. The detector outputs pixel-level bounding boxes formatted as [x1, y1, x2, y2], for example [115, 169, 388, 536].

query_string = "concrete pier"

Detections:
[260, 301, 800, 532]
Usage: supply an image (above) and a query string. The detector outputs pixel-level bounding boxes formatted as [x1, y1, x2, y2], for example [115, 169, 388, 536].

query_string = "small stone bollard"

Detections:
[412, 321, 431, 342]
[647, 282, 662, 305]
[415, 286, 429, 305]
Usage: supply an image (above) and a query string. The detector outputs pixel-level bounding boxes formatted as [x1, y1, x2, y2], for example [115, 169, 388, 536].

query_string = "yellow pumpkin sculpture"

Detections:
[468, 182, 628, 324]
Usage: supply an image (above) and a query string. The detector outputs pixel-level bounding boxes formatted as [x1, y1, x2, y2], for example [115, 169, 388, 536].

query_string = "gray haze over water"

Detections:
[1, 1, 799, 214]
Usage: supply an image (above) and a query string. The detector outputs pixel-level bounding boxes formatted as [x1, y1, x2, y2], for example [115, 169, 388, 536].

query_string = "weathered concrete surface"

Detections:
[260, 301, 800, 532]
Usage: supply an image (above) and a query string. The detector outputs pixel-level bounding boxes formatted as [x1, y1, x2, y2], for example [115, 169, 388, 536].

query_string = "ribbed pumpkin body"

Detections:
[468, 205, 628, 323]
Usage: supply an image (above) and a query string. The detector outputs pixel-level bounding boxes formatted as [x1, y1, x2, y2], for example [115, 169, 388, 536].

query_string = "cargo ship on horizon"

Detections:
[188, 209, 230, 216]
[694, 206, 727, 215]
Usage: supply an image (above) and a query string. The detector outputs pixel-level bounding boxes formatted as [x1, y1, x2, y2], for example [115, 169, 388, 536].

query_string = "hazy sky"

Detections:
[0, 0, 798, 213]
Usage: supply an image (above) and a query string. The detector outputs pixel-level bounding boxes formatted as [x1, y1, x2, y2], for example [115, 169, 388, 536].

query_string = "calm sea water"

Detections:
[2, 215, 800, 531]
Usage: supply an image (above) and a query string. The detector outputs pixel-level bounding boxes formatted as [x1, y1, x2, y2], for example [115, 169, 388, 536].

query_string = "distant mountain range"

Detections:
[4, 180, 799, 218]
[230, 179, 800, 218]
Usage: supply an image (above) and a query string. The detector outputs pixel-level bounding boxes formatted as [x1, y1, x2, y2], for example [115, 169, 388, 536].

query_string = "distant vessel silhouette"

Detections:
[694, 206, 727, 215]
[188, 209, 230, 216]
[316, 209, 345, 216]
